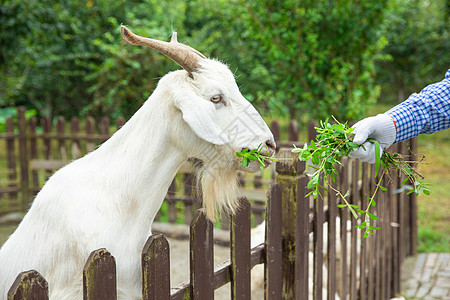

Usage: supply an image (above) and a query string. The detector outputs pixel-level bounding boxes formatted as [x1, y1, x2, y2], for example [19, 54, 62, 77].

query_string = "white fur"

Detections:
[0, 59, 275, 299]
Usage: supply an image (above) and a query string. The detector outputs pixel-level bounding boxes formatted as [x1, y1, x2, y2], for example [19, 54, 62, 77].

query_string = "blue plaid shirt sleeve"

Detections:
[385, 69, 450, 143]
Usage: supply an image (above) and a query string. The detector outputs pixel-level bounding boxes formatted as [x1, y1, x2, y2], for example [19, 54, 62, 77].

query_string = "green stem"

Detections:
[363, 170, 385, 222]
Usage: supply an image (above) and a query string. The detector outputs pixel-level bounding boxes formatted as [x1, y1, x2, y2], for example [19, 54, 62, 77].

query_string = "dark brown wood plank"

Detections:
[184, 173, 194, 224]
[409, 137, 418, 255]
[83, 248, 117, 300]
[71, 117, 81, 160]
[349, 159, 358, 300]
[327, 178, 337, 300]
[190, 209, 214, 299]
[275, 152, 303, 300]
[339, 158, 349, 300]
[308, 120, 318, 142]
[288, 120, 299, 142]
[6, 117, 18, 200]
[100, 116, 110, 142]
[116, 117, 126, 130]
[28, 117, 39, 192]
[270, 120, 280, 144]
[296, 173, 309, 300]
[265, 183, 282, 300]
[359, 163, 368, 300]
[56, 117, 67, 161]
[367, 163, 376, 300]
[383, 174, 392, 300]
[85, 116, 96, 152]
[313, 176, 324, 300]
[230, 197, 251, 300]
[168, 180, 177, 223]
[17, 107, 30, 209]
[7, 270, 49, 300]
[142, 234, 170, 300]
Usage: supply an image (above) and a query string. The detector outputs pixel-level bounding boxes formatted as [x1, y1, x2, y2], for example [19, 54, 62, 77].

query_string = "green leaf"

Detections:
[337, 204, 347, 208]
[368, 226, 381, 230]
[242, 157, 249, 167]
[379, 186, 388, 191]
[348, 142, 359, 149]
[368, 212, 378, 220]
[374, 140, 381, 177]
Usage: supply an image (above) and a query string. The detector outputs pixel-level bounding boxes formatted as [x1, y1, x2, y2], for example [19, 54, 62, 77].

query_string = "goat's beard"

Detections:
[196, 165, 240, 222]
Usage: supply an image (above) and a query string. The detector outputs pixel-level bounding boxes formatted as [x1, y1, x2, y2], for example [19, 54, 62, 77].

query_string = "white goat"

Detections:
[0, 26, 275, 299]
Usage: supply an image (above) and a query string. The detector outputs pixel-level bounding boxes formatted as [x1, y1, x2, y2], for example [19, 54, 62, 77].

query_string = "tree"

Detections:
[376, 0, 450, 103]
[188, 0, 389, 121]
[0, 0, 188, 119]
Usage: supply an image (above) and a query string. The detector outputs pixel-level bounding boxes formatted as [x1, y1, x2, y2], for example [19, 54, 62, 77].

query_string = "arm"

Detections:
[386, 69, 450, 143]
[350, 69, 450, 163]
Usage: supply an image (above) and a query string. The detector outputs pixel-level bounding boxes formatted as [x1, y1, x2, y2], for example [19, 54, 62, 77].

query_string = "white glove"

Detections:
[349, 114, 397, 164]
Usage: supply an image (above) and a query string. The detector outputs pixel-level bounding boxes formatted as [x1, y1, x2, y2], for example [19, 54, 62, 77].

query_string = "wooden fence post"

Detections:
[190, 209, 214, 299]
[275, 148, 304, 300]
[142, 234, 170, 300]
[7, 270, 48, 300]
[29, 116, 39, 193]
[5, 117, 18, 200]
[327, 179, 338, 300]
[230, 197, 251, 300]
[339, 158, 349, 300]
[270, 121, 280, 144]
[409, 137, 418, 255]
[288, 120, 299, 142]
[296, 172, 309, 300]
[265, 183, 283, 300]
[307, 120, 318, 142]
[313, 174, 324, 300]
[83, 248, 117, 300]
[17, 106, 30, 210]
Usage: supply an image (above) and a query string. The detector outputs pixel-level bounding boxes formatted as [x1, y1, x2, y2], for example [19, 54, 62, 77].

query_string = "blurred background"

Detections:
[0, 0, 449, 252]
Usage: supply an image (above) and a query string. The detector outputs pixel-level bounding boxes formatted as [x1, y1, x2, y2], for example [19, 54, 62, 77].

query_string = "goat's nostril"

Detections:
[265, 140, 276, 153]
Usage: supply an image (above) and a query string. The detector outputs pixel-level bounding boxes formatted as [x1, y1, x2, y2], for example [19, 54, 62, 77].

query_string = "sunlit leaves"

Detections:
[292, 116, 429, 238]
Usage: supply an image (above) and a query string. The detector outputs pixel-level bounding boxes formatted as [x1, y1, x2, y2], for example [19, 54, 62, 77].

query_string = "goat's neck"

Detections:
[89, 98, 187, 226]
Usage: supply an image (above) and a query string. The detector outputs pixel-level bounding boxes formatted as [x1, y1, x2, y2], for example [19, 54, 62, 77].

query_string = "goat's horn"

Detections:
[121, 26, 205, 74]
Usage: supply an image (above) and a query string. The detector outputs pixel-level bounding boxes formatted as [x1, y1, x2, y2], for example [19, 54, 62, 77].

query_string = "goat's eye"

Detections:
[210, 95, 223, 103]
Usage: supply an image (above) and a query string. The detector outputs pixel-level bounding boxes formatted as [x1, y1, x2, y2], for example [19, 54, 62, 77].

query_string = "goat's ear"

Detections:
[174, 93, 230, 145]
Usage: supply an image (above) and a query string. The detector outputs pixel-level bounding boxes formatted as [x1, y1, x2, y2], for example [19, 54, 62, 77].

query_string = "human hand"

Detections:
[349, 114, 397, 163]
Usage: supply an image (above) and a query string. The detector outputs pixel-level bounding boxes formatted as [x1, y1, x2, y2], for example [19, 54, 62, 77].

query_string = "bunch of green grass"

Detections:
[292, 117, 429, 238]
[236, 144, 288, 169]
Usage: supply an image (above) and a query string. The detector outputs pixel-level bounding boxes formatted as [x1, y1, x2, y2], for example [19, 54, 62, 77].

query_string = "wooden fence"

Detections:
[0, 107, 311, 226]
[6, 145, 418, 299]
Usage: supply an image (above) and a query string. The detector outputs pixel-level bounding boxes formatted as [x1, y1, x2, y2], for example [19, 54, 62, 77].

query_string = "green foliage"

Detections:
[236, 143, 287, 169]
[292, 117, 429, 237]
[0, 0, 188, 119]
[1, 0, 446, 123]
[418, 227, 450, 253]
[376, 0, 450, 103]
[189, 0, 389, 121]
